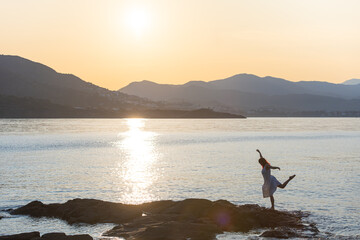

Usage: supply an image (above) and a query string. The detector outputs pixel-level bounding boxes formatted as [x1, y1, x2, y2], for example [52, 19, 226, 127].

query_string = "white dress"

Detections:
[261, 166, 281, 198]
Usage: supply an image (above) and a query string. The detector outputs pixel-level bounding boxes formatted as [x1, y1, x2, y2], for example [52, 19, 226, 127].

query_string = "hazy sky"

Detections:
[1, 0, 360, 90]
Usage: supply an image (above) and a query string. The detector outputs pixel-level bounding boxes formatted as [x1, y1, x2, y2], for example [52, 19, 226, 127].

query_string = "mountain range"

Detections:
[0, 55, 244, 118]
[1, 54, 359, 117]
[119, 74, 360, 116]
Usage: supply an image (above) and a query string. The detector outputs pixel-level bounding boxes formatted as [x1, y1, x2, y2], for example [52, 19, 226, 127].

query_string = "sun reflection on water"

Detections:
[116, 119, 159, 204]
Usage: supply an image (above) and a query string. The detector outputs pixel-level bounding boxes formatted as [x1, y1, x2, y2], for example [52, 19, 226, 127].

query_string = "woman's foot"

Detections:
[289, 175, 296, 180]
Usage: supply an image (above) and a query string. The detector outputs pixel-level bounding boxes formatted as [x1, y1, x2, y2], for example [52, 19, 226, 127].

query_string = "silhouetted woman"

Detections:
[256, 149, 295, 210]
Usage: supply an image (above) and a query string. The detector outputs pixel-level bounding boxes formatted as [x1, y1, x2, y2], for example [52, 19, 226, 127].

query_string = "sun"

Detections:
[124, 7, 151, 37]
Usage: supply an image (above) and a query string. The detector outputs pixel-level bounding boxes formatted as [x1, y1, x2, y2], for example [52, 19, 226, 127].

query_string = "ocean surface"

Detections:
[0, 118, 359, 239]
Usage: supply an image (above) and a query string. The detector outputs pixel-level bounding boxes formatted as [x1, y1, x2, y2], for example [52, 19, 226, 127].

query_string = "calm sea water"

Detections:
[0, 118, 359, 239]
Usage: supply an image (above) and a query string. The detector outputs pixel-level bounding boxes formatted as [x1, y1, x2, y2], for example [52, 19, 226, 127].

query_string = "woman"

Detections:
[256, 149, 295, 210]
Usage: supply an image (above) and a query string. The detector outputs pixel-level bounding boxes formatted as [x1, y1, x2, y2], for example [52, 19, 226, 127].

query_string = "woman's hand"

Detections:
[270, 166, 281, 170]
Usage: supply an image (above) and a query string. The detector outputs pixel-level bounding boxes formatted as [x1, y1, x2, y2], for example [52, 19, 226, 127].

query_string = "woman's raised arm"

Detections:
[256, 149, 263, 158]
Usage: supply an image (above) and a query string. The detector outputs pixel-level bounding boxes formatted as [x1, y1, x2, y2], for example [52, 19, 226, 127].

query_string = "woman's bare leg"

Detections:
[278, 175, 296, 189]
[270, 196, 275, 210]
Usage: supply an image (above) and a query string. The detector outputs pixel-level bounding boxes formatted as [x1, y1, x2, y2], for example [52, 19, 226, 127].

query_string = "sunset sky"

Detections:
[1, 0, 360, 90]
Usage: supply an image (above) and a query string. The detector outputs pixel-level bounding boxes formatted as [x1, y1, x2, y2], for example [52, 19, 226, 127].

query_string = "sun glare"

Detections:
[124, 7, 151, 37]
[115, 119, 159, 204]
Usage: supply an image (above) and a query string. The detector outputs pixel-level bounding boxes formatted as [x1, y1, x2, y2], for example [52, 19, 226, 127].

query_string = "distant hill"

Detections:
[0, 55, 244, 118]
[0, 55, 146, 109]
[119, 74, 360, 116]
[342, 79, 360, 85]
[121, 74, 360, 100]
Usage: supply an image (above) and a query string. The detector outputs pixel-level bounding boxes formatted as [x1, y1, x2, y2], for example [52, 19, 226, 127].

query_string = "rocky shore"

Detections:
[4, 198, 319, 239]
[0, 232, 92, 240]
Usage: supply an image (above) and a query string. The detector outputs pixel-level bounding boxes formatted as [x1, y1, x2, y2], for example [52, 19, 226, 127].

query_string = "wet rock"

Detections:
[104, 199, 313, 240]
[11, 199, 142, 224]
[0, 232, 93, 240]
[41, 232, 67, 240]
[40, 233, 93, 240]
[12, 198, 318, 240]
[259, 225, 321, 239]
[66, 235, 93, 240]
[104, 214, 222, 240]
[260, 227, 299, 238]
[0, 232, 40, 240]
[160, 198, 213, 217]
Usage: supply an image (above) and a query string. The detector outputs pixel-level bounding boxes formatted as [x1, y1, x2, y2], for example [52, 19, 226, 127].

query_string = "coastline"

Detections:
[0, 95, 245, 119]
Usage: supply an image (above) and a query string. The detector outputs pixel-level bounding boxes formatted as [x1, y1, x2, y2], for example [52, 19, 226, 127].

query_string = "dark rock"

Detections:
[104, 199, 314, 240]
[41, 232, 67, 240]
[0, 232, 40, 240]
[104, 218, 221, 240]
[260, 226, 304, 238]
[11, 201, 47, 218]
[12, 199, 318, 240]
[11, 199, 142, 224]
[140, 200, 174, 214]
[134, 221, 220, 240]
[0, 232, 93, 240]
[161, 199, 213, 217]
[40, 233, 93, 240]
[65, 234, 93, 240]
